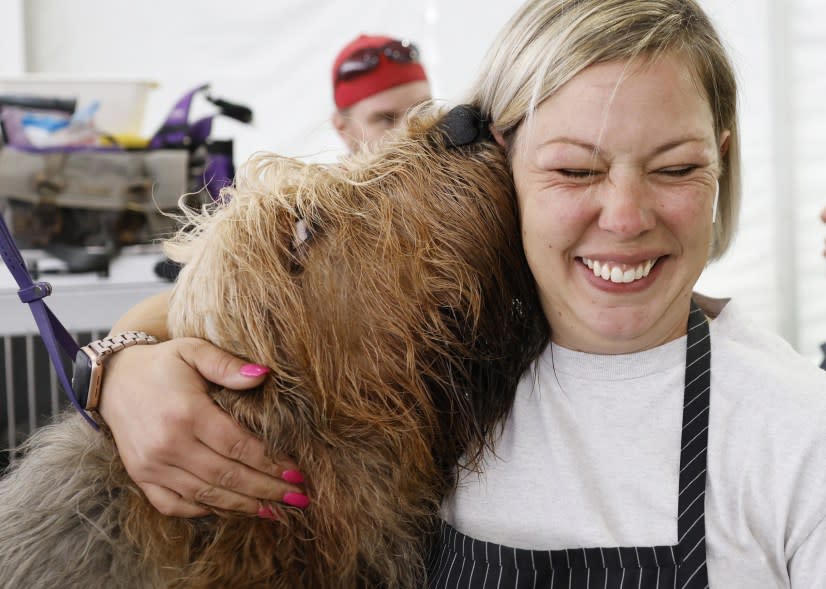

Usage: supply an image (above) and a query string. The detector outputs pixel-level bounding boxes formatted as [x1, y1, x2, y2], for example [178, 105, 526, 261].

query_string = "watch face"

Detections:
[71, 349, 94, 407]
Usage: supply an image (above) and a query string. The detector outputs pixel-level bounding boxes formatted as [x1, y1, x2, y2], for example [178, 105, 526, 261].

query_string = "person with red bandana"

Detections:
[330, 34, 432, 152]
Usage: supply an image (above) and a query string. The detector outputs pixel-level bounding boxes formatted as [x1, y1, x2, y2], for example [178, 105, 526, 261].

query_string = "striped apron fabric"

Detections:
[428, 301, 711, 589]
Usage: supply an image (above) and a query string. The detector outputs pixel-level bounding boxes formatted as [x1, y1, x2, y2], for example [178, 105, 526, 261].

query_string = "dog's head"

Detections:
[166, 105, 547, 477]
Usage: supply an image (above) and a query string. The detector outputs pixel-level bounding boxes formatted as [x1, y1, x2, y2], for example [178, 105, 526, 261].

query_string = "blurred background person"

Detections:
[331, 34, 431, 152]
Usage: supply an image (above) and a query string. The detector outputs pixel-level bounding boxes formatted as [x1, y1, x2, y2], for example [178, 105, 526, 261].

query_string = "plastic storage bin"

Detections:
[0, 75, 157, 136]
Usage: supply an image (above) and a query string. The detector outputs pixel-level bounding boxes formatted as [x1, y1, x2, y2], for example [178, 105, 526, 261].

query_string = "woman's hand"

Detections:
[98, 337, 307, 518]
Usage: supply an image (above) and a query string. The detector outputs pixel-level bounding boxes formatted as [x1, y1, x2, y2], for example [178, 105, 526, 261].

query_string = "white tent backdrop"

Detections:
[5, 0, 826, 363]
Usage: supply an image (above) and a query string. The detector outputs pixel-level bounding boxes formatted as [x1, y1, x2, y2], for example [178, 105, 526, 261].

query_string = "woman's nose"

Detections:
[596, 179, 656, 238]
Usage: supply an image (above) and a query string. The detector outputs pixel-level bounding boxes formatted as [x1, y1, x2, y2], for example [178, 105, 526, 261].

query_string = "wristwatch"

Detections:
[72, 331, 159, 412]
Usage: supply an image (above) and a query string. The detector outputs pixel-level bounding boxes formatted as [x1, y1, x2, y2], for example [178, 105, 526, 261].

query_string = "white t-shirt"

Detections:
[442, 299, 826, 587]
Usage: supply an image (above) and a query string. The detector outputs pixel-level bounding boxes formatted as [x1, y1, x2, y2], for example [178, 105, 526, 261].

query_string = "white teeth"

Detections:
[580, 256, 659, 284]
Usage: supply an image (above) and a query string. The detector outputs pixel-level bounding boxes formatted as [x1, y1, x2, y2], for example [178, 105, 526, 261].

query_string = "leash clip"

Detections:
[18, 281, 53, 303]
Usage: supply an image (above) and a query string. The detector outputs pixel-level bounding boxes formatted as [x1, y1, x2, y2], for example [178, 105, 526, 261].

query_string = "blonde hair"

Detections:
[467, 0, 740, 259]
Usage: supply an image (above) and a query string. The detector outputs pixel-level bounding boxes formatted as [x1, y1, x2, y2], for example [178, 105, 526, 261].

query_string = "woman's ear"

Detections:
[718, 129, 731, 157]
[490, 125, 507, 148]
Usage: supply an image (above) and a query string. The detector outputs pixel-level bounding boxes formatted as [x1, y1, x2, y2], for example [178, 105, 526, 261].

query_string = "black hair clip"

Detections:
[440, 104, 493, 148]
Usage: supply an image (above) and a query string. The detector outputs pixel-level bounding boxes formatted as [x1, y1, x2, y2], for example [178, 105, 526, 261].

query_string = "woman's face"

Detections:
[511, 53, 729, 353]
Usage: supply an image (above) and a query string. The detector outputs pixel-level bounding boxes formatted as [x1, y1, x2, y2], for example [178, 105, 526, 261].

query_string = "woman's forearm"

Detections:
[108, 290, 172, 339]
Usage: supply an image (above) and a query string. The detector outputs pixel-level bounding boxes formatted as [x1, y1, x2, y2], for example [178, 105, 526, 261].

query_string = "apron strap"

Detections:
[676, 299, 711, 587]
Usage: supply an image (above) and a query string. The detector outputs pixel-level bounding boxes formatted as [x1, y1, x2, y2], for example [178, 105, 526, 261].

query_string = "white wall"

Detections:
[8, 0, 826, 362]
[17, 0, 525, 162]
[693, 0, 826, 362]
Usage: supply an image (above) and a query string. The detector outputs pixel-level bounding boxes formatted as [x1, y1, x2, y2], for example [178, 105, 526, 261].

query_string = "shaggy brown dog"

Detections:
[0, 107, 547, 588]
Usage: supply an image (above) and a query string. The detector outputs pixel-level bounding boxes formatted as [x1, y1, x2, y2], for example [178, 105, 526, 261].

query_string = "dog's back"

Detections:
[0, 414, 165, 587]
[0, 108, 547, 588]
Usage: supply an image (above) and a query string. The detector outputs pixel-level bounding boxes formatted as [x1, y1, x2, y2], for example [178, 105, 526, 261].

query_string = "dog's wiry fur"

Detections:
[0, 109, 548, 588]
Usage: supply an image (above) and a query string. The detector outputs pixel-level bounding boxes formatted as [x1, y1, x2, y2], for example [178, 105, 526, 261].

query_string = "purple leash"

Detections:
[0, 214, 99, 429]
[149, 83, 213, 149]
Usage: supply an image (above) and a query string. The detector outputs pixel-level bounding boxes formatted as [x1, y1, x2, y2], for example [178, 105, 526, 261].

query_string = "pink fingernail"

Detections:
[282, 492, 310, 509]
[240, 363, 270, 377]
[257, 506, 279, 521]
[281, 470, 305, 484]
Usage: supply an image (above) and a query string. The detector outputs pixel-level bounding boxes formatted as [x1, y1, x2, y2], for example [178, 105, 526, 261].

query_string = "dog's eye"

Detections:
[288, 217, 316, 276]
[293, 219, 310, 249]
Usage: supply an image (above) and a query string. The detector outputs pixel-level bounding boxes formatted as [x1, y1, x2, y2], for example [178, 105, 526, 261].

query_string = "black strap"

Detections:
[428, 301, 713, 589]
[676, 300, 711, 587]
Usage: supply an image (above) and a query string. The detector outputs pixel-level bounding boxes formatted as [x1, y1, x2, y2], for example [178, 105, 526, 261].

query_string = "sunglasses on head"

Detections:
[335, 39, 420, 84]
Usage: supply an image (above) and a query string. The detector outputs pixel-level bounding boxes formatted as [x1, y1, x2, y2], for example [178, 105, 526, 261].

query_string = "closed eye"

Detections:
[379, 113, 399, 125]
[558, 169, 600, 178]
[370, 111, 400, 126]
[657, 165, 698, 177]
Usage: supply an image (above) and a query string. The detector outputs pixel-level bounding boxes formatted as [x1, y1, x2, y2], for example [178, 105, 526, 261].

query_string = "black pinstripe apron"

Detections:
[428, 301, 711, 589]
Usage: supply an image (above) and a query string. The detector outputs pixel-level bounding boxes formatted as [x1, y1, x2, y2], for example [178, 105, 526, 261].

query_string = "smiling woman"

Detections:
[434, 1, 826, 587]
[512, 55, 725, 353]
